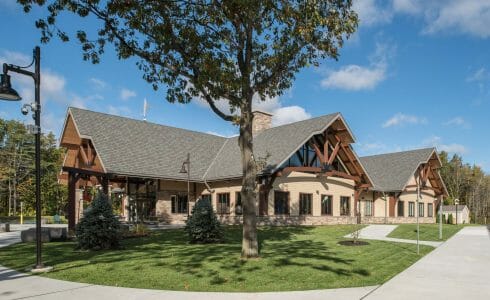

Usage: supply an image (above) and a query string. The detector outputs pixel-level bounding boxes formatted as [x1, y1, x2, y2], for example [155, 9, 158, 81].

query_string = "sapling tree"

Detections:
[19, 0, 358, 258]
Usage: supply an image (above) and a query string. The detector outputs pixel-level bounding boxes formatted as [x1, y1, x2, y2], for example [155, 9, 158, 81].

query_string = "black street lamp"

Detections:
[0, 46, 50, 272]
[179, 153, 191, 217]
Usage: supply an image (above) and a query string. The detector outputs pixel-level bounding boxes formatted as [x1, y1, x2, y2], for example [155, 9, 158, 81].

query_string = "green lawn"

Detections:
[388, 224, 465, 241]
[0, 226, 433, 292]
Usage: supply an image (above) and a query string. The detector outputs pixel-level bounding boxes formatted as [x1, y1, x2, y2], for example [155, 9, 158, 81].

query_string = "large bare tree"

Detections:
[20, 0, 358, 257]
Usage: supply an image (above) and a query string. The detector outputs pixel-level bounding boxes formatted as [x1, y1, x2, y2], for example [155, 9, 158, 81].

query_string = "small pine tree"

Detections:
[447, 213, 454, 225]
[443, 214, 447, 224]
[76, 192, 121, 250]
[185, 198, 223, 243]
[436, 213, 440, 223]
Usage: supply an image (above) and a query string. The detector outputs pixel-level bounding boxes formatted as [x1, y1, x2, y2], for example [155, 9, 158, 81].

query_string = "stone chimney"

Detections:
[252, 110, 272, 135]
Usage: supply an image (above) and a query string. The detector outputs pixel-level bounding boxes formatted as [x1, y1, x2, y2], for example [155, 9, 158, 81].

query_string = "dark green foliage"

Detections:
[76, 192, 121, 250]
[447, 214, 453, 225]
[442, 214, 447, 224]
[185, 198, 223, 243]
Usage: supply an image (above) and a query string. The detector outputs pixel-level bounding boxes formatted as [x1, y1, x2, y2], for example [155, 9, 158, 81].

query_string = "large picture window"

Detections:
[217, 193, 230, 214]
[340, 196, 350, 216]
[299, 193, 312, 215]
[365, 200, 373, 216]
[428, 203, 433, 217]
[398, 201, 404, 217]
[171, 194, 188, 214]
[321, 195, 333, 215]
[418, 202, 424, 217]
[408, 201, 415, 217]
[274, 191, 289, 215]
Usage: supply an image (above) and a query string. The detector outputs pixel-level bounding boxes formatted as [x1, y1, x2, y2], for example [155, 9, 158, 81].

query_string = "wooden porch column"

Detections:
[68, 171, 77, 232]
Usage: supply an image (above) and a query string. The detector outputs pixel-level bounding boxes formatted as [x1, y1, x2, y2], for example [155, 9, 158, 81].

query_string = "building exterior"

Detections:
[442, 205, 470, 224]
[59, 108, 448, 230]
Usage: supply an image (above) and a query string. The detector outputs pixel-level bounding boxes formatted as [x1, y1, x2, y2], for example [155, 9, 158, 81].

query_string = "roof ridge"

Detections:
[202, 138, 231, 180]
[69, 106, 228, 140]
[359, 147, 436, 159]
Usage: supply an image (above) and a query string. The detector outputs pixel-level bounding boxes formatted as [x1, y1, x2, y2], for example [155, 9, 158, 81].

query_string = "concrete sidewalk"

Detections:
[0, 265, 375, 300]
[345, 224, 443, 247]
[364, 226, 490, 300]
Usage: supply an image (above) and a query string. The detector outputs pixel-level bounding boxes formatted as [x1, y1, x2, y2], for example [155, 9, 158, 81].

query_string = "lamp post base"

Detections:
[30, 265, 53, 273]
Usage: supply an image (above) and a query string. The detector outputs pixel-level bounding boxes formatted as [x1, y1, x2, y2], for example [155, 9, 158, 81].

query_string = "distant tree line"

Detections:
[0, 118, 67, 217]
[439, 151, 489, 224]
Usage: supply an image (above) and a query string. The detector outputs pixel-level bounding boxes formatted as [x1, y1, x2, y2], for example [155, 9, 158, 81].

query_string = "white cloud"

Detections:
[90, 77, 107, 89]
[271, 106, 311, 126]
[443, 117, 471, 129]
[205, 131, 238, 138]
[321, 65, 386, 90]
[422, 1, 490, 38]
[120, 88, 136, 101]
[356, 0, 490, 38]
[107, 105, 132, 117]
[321, 43, 393, 91]
[195, 93, 312, 127]
[353, 0, 393, 26]
[423, 136, 468, 154]
[466, 67, 488, 82]
[382, 113, 427, 128]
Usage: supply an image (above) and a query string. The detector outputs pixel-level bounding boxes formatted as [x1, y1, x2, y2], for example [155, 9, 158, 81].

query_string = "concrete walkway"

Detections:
[345, 224, 443, 247]
[364, 226, 490, 300]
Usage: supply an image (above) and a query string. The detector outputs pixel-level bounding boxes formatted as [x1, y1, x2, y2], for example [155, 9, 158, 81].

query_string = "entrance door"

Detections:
[389, 196, 396, 217]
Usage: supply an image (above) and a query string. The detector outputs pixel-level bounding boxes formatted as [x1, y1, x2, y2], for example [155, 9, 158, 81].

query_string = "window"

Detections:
[171, 194, 188, 214]
[235, 192, 242, 215]
[397, 201, 404, 217]
[201, 194, 211, 204]
[274, 191, 289, 215]
[217, 193, 230, 214]
[428, 203, 433, 217]
[408, 202, 415, 217]
[365, 200, 373, 216]
[299, 193, 313, 215]
[340, 196, 350, 216]
[321, 195, 333, 215]
[418, 202, 424, 217]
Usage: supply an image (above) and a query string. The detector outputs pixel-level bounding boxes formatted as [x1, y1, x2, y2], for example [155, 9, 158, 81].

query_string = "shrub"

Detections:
[184, 198, 223, 243]
[442, 214, 446, 224]
[76, 192, 121, 250]
[447, 214, 453, 225]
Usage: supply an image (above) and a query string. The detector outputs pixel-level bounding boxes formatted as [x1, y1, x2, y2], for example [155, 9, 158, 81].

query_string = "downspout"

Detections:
[382, 191, 387, 224]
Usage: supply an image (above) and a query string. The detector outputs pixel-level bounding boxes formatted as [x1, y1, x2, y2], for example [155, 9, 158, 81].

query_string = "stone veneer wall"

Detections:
[158, 215, 435, 225]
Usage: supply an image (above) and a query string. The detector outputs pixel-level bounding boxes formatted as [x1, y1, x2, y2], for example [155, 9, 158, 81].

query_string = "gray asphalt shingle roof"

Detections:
[69, 108, 227, 181]
[68, 108, 340, 181]
[359, 148, 436, 192]
[441, 205, 468, 212]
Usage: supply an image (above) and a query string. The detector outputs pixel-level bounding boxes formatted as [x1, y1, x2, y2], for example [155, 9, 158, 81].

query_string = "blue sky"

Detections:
[0, 0, 489, 172]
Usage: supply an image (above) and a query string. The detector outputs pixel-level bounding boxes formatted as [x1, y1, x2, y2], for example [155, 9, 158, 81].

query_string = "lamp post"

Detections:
[179, 153, 191, 217]
[438, 197, 442, 240]
[455, 198, 459, 225]
[0, 46, 49, 271]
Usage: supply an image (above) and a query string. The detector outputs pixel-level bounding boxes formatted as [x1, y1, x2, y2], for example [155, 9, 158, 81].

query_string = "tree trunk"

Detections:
[239, 108, 259, 258]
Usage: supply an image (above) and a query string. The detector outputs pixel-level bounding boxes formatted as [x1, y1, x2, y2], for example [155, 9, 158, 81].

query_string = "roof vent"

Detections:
[252, 110, 272, 135]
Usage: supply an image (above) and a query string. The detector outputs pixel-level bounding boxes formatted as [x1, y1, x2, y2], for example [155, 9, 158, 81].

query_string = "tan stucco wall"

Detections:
[269, 171, 356, 217]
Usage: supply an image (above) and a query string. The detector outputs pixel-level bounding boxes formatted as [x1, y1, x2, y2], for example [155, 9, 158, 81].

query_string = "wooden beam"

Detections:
[311, 143, 325, 164]
[327, 141, 341, 165]
[79, 145, 90, 165]
[321, 170, 360, 182]
[404, 184, 442, 195]
[283, 166, 322, 174]
[340, 143, 364, 177]
[62, 166, 110, 178]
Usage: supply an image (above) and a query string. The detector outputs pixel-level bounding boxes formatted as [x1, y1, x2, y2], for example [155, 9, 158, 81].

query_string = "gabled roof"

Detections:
[65, 108, 342, 181]
[68, 107, 227, 181]
[204, 113, 340, 180]
[359, 148, 437, 192]
[441, 205, 468, 212]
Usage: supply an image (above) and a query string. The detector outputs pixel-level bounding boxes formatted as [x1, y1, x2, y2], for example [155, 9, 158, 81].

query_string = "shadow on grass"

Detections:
[1, 225, 372, 288]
